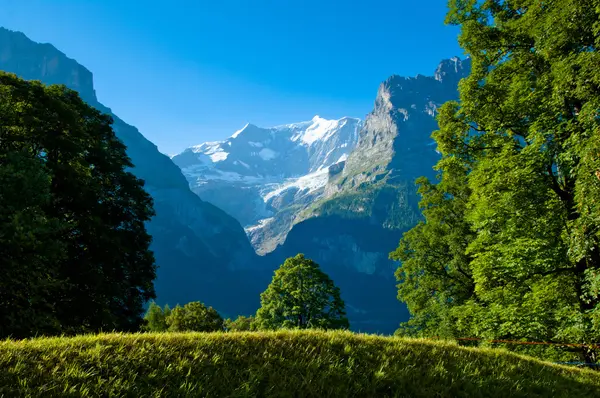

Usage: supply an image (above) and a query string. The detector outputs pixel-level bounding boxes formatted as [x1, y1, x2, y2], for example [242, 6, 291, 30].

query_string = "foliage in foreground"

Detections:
[1, 330, 599, 397]
[392, 0, 600, 363]
[256, 254, 349, 330]
[0, 72, 156, 339]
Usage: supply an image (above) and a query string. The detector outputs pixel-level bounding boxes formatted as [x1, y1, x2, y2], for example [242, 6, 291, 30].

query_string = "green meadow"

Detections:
[2, 330, 600, 397]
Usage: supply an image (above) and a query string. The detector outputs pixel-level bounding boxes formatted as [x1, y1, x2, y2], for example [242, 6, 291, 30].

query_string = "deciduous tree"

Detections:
[256, 254, 349, 330]
[0, 72, 156, 337]
[394, 0, 600, 362]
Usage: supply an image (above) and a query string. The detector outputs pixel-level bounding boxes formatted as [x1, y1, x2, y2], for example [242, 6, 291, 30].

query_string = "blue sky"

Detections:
[0, 0, 463, 155]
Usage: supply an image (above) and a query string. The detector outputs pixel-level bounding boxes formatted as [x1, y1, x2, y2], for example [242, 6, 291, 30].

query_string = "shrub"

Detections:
[166, 301, 224, 332]
[225, 315, 257, 331]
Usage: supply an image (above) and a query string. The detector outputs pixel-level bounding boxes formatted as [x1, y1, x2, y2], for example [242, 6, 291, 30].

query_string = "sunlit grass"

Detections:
[1, 329, 599, 397]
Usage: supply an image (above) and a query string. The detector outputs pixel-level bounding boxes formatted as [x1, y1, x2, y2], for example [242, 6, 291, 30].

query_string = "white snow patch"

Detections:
[191, 141, 220, 153]
[245, 217, 275, 233]
[189, 141, 230, 162]
[181, 165, 263, 184]
[425, 101, 438, 117]
[292, 116, 345, 146]
[336, 153, 348, 163]
[259, 148, 278, 161]
[263, 168, 329, 202]
[248, 141, 264, 148]
[210, 151, 228, 162]
[239, 160, 251, 169]
[231, 123, 250, 138]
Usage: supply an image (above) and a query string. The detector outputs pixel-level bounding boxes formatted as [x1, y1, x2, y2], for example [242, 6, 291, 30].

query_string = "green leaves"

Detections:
[0, 151, 65, 338]
[256, 254, 349, 331]
[224, 316, 258, 332]
[393, 0, 600, 362]
[142, 302, 169, 332]
[163, 302, 224, 333]
[0, 72, 156, 338]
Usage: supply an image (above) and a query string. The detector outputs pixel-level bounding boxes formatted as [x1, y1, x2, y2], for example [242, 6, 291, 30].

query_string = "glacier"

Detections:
[171, 115, 362, 253]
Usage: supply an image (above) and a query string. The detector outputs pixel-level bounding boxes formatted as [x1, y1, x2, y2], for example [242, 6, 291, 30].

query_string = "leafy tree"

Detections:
[224, 315, 257, 332]
[0, 151, 65, 338]
[391, 157, 475, 339]
[165, 305, 185, 332]
[0, 72, 156, 337]
[256, 254, 349, 330]
[393, 1, 600, 362]
[143, 302, 170, 332]
[166, 302, 224, 332]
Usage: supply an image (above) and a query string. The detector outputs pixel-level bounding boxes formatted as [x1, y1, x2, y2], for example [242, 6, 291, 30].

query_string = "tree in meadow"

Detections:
[0, 151, 65, 338]
[256, 254, 349, 330]
[224, 315, 257, 332]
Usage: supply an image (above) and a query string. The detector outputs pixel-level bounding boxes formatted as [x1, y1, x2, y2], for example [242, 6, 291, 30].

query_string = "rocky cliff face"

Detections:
[330, 57, 470, 194]
[0, 27, 265, 317]
[266, 57, 471, 334]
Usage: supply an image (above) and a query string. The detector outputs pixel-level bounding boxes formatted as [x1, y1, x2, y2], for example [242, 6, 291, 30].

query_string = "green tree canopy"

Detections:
[0, 72, 156, 338]
[393, 0, 600, 363]
[0, 151, 65, 338]
[166, 302, 224, 332]
[224, 315, 257, 332]
[256, 254, 349, 330]
[143, 302, 170, 332]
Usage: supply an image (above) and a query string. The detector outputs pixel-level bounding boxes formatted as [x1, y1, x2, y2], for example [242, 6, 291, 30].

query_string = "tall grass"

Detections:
[1, 330, 599, 397]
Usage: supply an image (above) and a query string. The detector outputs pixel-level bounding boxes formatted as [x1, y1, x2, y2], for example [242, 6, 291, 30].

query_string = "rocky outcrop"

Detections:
[0, 27, 264, 317]
[330, 57, 470, 194]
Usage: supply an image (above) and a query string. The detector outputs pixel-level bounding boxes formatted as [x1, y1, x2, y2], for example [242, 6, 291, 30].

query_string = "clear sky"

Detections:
[0, 0, 463, 155]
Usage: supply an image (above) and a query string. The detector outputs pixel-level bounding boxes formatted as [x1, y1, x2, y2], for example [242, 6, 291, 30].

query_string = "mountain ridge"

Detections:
[0, 26, 266, 318]
[172, 115, 363, 253]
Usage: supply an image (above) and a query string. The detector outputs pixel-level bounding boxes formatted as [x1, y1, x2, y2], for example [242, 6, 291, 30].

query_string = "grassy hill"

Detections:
[1, 330, 599, 397]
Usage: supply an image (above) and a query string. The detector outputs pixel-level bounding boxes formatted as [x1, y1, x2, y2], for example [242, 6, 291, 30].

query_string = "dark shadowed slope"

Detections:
[0, 27, 268, 316]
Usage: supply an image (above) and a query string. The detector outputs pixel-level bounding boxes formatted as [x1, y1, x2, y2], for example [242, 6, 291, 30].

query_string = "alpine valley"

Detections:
[0, 27, 470, 334]
[174, 57, 471, 333]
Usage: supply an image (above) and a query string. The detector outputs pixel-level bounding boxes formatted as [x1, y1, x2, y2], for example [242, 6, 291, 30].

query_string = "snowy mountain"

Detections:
[171, 116, 362, 253]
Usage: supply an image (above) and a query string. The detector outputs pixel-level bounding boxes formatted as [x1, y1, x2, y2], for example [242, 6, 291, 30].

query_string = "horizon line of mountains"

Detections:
[0, 26, 470, 334]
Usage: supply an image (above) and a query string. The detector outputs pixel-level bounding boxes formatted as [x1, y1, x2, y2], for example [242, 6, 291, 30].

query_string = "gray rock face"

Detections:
[0, 27, 264, 316]
[266, 57, 472, 334]
[172, 115, 363, 254]
[332, 56, 471, 194]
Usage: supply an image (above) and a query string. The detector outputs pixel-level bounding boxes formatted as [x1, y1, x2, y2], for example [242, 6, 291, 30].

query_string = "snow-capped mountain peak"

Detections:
[291, 116, 352, 146]
[173, 116, 361, 179]
[231, 123, 251, 138]
[170, 115, 362, 230]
